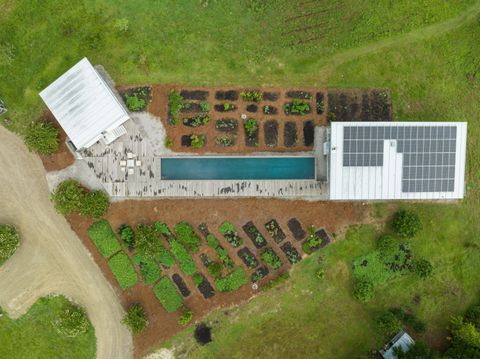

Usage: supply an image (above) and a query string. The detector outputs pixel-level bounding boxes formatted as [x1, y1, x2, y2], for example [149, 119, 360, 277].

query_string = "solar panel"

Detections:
[343, 125, 457, 193]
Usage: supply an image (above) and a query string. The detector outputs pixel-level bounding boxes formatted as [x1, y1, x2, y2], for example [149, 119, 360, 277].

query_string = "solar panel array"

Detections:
[343, 126, 457, 192]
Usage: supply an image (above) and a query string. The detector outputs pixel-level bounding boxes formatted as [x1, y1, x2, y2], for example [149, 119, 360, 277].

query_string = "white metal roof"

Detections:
[329, 121, 467, 200]
[39, 57, 129, 149]
[380, 331, 415, 359]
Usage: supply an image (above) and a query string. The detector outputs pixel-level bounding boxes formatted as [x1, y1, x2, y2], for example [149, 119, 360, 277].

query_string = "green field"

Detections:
[2, 0, 480, 357]
[0, 295, 96, 359]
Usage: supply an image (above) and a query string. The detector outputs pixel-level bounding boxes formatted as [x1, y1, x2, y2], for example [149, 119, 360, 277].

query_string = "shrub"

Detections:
[124, 93, 145, 111]
[153, 277, 183, 312]
[375, 310, 402, 336]
[394, 342, 436, 359]
[377, 234, 397, 254]
[165, 137, 173, 148]
[87, 220, 121, 258]
[117, 224, 136, 249]
[261, 248, 282, 269]
[241, 90, 262, 102]
[200, 101, 210, 112]
[465, 305, 480, 328]
[216, 247, 234, 269]
[132, 254, 161, 285]
[51, 180, 85, 215]
[207, 262, 222, 278]
[54, 304, 89, 337]
[206, 234, 220, 248]
[135, 224, 163, 258]
[175, 222, 201, 252]
[0, 224, 19, 264]
[392, 210, 421, 238]
[122, 303, 148, 334]
[155, 247, 175, 268]
[244, 118, 258, 136]
[190, 134, 206, 149]
[192, 273, 204, 286]
[179, 308, 193, 326]
[154, 222, 173, 238]
[353, 279, 374, 303]
[79, 190, 110, 219]
[169, 240, 197, 275]
[284, 99, 310, 115]
[412, 258, 433, 278]
[215, 267, 248, 292]
[219, 221, 243, 247]
[168, 90, 183, 125]
[450, 316, 480, 348]
[108, 252, 138, 289]
[315, 268, 325, 279]
[24, 121, 59, 155]
[303, 226, 321, 253]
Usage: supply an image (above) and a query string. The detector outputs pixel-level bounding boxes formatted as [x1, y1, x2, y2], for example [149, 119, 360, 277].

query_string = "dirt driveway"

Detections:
[0, 126, 133, 359]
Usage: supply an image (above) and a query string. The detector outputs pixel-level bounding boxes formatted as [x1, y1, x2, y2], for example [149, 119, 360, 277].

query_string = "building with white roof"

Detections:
[329, 121, 467, 200]
[39, 57, 129, 150]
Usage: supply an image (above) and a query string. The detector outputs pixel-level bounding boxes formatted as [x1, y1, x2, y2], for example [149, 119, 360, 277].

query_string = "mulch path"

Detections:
[66, 198, 366, 358]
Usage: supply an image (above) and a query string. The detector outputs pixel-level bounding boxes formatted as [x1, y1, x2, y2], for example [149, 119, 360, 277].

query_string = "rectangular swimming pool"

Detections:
[160, 157, 316, 180]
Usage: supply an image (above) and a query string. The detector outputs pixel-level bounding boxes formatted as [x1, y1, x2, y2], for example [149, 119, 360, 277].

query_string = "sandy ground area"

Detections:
[0, 126, 133, 359]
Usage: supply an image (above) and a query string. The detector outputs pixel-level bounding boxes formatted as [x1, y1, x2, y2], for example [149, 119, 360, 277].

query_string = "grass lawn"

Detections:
[0, 295, 96, 359]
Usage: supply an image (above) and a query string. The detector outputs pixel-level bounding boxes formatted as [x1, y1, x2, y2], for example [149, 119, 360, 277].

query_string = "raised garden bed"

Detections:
[303, 120, 315, 146]
[263, 105, 278, 115]
[287, 218, 307, 241]
[286, 90, 312, 99]
[215, 90, 238, 101]
[122, 86, 151, 112]
[180, 90, 209, 101]
[154, 276, 183, 313]
[327, 90, 392, 122]
[180, 102, 203, 113]
[206, 233, 235, 270]
[215, 267, 248, 292]
[264, 120, 278, 148]
[316, 92, 324, 114]
[219, 221, 243, 247]
[361, 90, 391, 121]
[181, 134, 206, 148]
[175, 222, 202, 252]
[284, 122, 298, 147]
[195, 273, 215, 299]
[214, 103, 236, 112]
[197, 223, 209, 237]
[265, 219, 286, 243]
[284, 99, 311, 116]
[200, 253, 213, 268]
[108, 252, 138, 289]
[169, 240, 197, 275]
[88, 220, 121, 258]
[251, 266, 269, 283]
[132, 253, 161, 285]
[244, 118, 259, 147]
[260, 247, 282, 269]
[242, 221, 267, 248]
[280, 242, 302, 265]
[215, 119, 238, 133]
[214, 136, 235, 147]
[182, 114, 209, 128]
[262, 91, 280, 101]
[302, 228, 332, 253]
[172, 273, 191, 297]
[237, 247, 258, 269]
[246, 104, 258, 113]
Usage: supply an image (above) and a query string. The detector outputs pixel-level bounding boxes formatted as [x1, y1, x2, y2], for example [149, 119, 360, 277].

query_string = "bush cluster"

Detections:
[54, 304, 89, 337]
[412, 258, 433, 279]
[374, 310, 402, 337]
[215, 267, 248, 292]
[122, 303, 148, 334]
[0, 224, 19, 264]
[117, 224, 136, 249]
[178, 308, 193, 325]
[392, 210, 421, 238]
[175, 222, 202, 252]
[24, 121, 59, 155]
[153, 277, 183, 313]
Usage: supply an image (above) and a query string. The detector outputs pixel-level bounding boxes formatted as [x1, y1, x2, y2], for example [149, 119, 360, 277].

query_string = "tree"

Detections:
[0, 224, 19, 263]
[54, 304, 89, 337]
[79, 190, 110, 219]
[392, 210, 421, 238]
[24, 121, 59, 155]
[412, 258, 433, 279]
[353, 279, 374, 303]
[51, 180, 85, 215]
[450, 316, 480, 349]
[374, 310, 402, 336]
[465, 305, 480, 329]
[122, 303, 148, 334]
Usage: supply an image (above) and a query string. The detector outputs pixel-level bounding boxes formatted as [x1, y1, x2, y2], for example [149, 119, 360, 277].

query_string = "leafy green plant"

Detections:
[174, 222, 202, 252]
[108, 252, 138, 289]
[215, 136, 234, 147]
[412, 258, 433, 278]
[222, 102, 236, 111]
[122, 303, 148, 334]
[54, 304, 89, 337]
[192, 273, 204, 286]
[353, 279, 374, 303]
[79, 190, 110, 219]
[208, 262, 222, 278]
[263, 105, 271, 114]
[327, 111, 337, 122]
[303, 226, 321, 253]
[0, 224, 19, 265]
[261, 248, 282, 269]
[165, 137, 173, 148]
[155, 247, 175, 268]
[117, 224, 136, 249]
[200, 101, 210, 112]
[241, 90, 262, 102]
[284, 99, 310, 115]
[24, 121, 59, 155]
[169, 240, 197, 275]
[244, 118, 258, 136]
[392, 210, 421, 238]
[216, 247, 234, 269]
[190, 134, 206, 149]
[219, 221, 243, 247]
[206, 234, 220, 248]
[51, 180, 85, 215]
[124, 93, 145, 111]
[315, 268, 325, 279]
[178, 308, 193, 326]
[154, 222, 173, 238]
[215, 267, 248, 292]
[168, 90, 183, 125]
[87, 220, 121, 258]
[153, 277, 183, 313]
[183, 114, 209, 127]
[135, 224, 163, 258]
[132, 253, 161, 285]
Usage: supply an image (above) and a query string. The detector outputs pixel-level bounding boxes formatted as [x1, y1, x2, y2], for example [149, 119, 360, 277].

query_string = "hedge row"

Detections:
[215, 267, 248, 292]
[154, 276, 183, 312]
[87, 220, 121, 258]
[108, 252, 138, 289]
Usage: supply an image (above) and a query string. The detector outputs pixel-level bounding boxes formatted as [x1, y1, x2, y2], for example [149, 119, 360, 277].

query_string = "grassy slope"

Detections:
[0, 295, 96, 359]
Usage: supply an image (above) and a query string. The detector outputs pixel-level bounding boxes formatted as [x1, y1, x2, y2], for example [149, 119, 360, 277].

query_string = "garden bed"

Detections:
[286, 90, 312, 99]
[108, 252, 138, 289]
[264, 120, 278, 148]
[219, 221, 243, 248]
[215, 119, 238, 133]
[195, 273, 215, 299]
[242, 221, 267, 248]
[265, 219, 286, 243]
[244, 119, 259, 147]
[180, 102, 203, 113]
[262, 91, 280, 101]
[246, 104, 258, 113]
[284, 122, 298, 147]
[280, 242, 302, 265]
[121, 86, 152, 112]
[287, 218, 307, 241]
[154, 276, 183, 313]
[180, 90, 209, 101]
[251, 266, 269, 283]
[215, 90, 239, 101]
[303, 120, 315, 146]
[262, 105, 278, 115]
[237, 247, 259, 269]
[172, 273, 191, 297]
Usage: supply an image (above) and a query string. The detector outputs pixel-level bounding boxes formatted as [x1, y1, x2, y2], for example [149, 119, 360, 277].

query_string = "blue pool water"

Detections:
[161, 157, 315, 180]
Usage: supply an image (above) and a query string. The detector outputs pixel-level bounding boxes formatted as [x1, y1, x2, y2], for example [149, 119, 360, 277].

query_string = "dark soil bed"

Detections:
[197, 273, 215, 299]
[244, 123, 259, 147]
[263, 105, 278, 115]
[200, 253, 213, 268]
[284, 122, 298, 147]
[287, 218, 307, 241]
[315, 228, 332, 248]
[316, 92, 324, 114]
[251, 266, 269, 283]
[246, 104, 258, 113]
[182, 115, 209, 127]
[280, 242, 302, 264]
[264, 120, 278, 148]
[361, 90, 391, 121]
[237, 247, 259, 269]
[180, 90, 209, 100]
[265, 219, 286, 243]
[180, 102, 203, 113]
[215, 119, 238, 133]
[214, 104, 237, 112]
[262, 91, 280, 101]
[286, 90, 312, 99]
[181, 135, 192, 147]
[172, 273, 191, 297]
[303, 120, 315, 146]
[242, 221, 267, 249]
[197, 223, 209, 237]
[327, 90, 392, 122]
[215, 90, 239, 101]
[194, 323, 212, 345]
